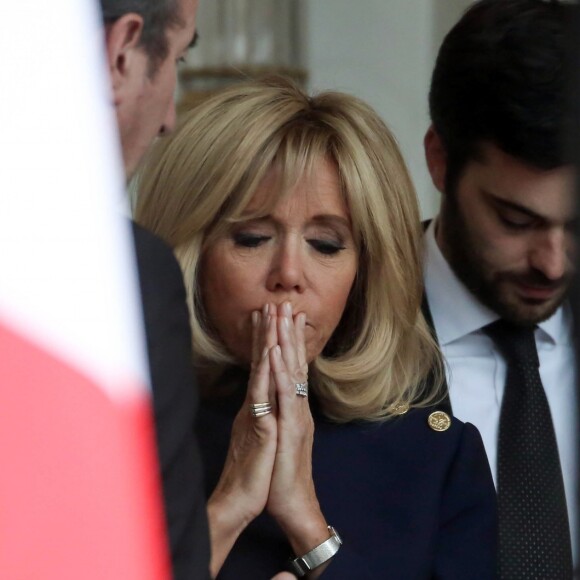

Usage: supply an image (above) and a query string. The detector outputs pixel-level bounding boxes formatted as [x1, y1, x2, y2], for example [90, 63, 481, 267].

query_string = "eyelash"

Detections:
[232, 233, 345, 255]
[498, 214, 534, 231]
[308, 239, 345, 255]
[233, 233, 268, 248]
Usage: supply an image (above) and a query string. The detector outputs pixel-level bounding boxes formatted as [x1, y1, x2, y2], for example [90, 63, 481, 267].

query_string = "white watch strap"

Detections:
[289, 526, 342, 576]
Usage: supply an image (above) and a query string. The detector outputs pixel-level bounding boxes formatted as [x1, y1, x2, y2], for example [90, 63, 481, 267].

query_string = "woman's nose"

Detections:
[265, 242, 306, 293]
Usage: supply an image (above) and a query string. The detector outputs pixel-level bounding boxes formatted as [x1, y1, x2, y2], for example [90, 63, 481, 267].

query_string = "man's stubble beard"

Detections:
[438, 194, 569, 327]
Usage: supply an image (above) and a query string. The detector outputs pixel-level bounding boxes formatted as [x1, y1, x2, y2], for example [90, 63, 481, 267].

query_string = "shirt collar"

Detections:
[538, 302, 571, 345]
[423, 218, 571, 346]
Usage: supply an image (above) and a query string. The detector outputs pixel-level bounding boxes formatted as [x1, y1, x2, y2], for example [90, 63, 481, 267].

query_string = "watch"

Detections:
[288, 526, 342, 576]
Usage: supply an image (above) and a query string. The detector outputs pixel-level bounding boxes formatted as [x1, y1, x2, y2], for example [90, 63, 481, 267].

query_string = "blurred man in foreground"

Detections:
[99, 2, 296, 578]
[99, 1, 210, 578]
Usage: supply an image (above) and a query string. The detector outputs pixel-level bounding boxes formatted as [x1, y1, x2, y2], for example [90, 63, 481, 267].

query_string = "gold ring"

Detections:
[250, 402, 272, 418]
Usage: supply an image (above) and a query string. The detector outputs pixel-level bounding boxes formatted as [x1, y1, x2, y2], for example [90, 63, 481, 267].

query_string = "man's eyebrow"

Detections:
[487, 192, 543, 220]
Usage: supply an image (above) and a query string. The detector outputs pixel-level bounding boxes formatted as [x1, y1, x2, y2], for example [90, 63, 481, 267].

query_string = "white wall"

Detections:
[305, 0, 472, 219]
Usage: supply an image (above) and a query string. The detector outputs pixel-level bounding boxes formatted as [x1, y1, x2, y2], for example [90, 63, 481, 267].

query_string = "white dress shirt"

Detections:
[423, 219, 579, 567]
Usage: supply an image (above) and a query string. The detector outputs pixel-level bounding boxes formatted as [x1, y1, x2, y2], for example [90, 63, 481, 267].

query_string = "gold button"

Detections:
[428, 411, 451, 432]
[390, 403, 410, 415]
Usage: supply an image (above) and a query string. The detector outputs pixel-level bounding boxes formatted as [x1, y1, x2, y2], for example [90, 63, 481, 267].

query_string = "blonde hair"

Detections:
[135, 76, 442, 422]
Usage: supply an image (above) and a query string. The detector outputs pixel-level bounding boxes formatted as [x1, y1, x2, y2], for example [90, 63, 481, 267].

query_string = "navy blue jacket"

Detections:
[197, 376, 498, 579]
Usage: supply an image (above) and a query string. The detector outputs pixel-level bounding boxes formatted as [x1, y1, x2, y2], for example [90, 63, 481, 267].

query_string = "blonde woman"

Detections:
[135, 77, 496, 579]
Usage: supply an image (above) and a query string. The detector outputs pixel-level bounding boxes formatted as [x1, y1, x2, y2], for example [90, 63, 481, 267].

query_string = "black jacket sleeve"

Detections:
[133, 222, 210, 580]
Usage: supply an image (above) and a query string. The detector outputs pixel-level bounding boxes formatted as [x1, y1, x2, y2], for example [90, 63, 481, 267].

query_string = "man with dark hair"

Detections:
[101, 0, 199, 178]
[98, 1, 211, 578]
[423, 0, 577, 577]
[101, 0, 184, 69]
[97, 4, 297, 579]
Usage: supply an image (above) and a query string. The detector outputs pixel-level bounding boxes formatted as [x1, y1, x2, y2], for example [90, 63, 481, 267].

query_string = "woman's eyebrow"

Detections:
[310, 215, 352, 228]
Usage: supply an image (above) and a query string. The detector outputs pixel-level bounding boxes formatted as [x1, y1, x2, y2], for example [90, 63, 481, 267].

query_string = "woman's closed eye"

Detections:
[231, 230, 349, 255]
[308, 238, 346, 255]
[232, 232, 271, 248]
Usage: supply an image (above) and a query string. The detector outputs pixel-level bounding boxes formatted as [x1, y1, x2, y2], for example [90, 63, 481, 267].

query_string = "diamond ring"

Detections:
[295, 382, 308, 397]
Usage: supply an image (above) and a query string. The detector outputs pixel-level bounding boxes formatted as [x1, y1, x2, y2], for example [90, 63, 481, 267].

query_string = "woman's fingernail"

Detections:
[275, 345, 281, 357]
[252, 311, 258, 326]
[262, 347, 269, 359]
[283, 302, 292, 317]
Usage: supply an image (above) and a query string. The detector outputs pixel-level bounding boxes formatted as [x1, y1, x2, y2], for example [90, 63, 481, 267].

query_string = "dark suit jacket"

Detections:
[133, 223, 210, 580]
[197, 373, 498, 579]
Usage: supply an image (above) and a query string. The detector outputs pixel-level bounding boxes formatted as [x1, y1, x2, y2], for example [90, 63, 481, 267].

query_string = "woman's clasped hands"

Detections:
[207, 302, 331, 577]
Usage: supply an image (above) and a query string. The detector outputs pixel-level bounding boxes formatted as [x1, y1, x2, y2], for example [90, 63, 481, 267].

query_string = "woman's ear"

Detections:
[103, 13, 145, 105]
[424, 125, 447, 194]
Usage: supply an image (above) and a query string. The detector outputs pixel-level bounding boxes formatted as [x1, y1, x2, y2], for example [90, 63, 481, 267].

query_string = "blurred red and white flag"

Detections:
[0, 1, 170, 579]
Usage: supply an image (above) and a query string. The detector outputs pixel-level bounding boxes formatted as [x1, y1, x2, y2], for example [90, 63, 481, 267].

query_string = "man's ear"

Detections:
[424, 125, 447, 194]
[104, 14, 145, 104]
